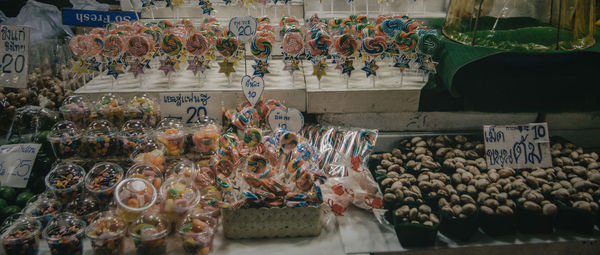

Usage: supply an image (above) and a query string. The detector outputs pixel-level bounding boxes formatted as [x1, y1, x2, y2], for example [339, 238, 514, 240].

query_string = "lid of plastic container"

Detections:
[95, 93, 124, 109]
[45, 162, 86, 191]
[157, 118, 184, 132]
[128, 213, 170, 241]
[60, 95, 90, 112]
[48, 120, 80, 138]
[86, 119, 117, 136]
[121, 120, 148, 136]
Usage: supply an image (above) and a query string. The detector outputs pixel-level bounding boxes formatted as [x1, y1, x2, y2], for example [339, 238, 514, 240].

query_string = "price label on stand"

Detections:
[483, 122, 552, 169]
[0, 144, 41, 188]
[159, 92, 221, 124]
[241, 75, 264, 107]
[228, 16, 257, 43]
[0, 25, 29, 88]
[268, 108, 304, 133]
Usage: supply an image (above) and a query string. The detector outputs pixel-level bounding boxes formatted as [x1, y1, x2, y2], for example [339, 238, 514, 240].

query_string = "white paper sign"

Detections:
[0, 143, 41, 188]
[483, 122, 552, 169]
[159, 92, 221, 124]
[268, 108, 304, 133]
[228, 16, 257, 43]
[241, 75, 264, 107]
[0, 25, 30, 88]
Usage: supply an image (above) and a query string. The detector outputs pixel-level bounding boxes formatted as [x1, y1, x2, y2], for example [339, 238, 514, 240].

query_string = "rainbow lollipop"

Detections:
[335, 34, 358, 57]
[215, 37, 239, 58]
[250, 35, 273, 60]
[362, 36, 387, 57]
[103, 34, 126, 59]
[160, 33, 185, 56]
[186, 32, 209, 56]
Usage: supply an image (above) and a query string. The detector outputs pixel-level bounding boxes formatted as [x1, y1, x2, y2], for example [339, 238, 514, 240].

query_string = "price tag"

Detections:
[483, 122, 552, 169]
[159, 92, 221, 124]
[268, 108, 304, 133]
[0, 144, 41, 188]
[62, 8, 139, 27]
[241, 75, 264, 107]
[0, 25, 29, 88]
[228, 16, 257, 43]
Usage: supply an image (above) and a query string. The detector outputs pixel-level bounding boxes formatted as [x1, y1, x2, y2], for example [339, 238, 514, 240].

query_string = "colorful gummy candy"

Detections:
[95, 94, 125, 127]
[45, 162, 86, 204]
[43, 216, 86, 255]
[48, 121, 81, 159]
[85, 162, 124, 201]
[127, 96, 160, 127]
[160, 178, 200, 222]
[59, 95, 94, 129]
[191, 122, 220, 155]
[129, 215, 170, 255]
[178, 214, 216, 255]
[85, 211, 127, 255]
[83, 120, 119, 158]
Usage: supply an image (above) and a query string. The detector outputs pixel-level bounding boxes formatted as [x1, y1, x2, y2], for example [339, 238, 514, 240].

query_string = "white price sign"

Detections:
[0, 25, 29, 88]
[268, 108, 304, 133]
[228, 16, 257, 43]
[241, 75, 264, 107]
[159, 92, 221, 124]
[0, 143, 41, 188]
[483, 122, 552, 169]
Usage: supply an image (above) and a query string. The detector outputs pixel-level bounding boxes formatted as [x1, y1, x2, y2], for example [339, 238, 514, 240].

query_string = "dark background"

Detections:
[0, 0, 119, 17]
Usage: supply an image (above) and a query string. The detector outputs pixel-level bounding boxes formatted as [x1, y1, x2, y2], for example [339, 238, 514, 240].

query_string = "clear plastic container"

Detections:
[59, 95, 95, 129]
[1, 217, 41, 255]
[165, 159, 195, 179]
[23, 197, 61, 228]
[114, 178, 158, 223]
[83, 119, 119, 158]
[65, 195, 101, 224]
[126, 95, 161, 128]
[156, 119, 186, 157]
[176, 209, 217, 255]
[85, 162, 124, 202]
[126, 163, 164, 190]
[43, 213, 86, 255]
[193, 163, 216, 189]
[159, 177, 201, 222]
[190, 117, 220, 157]
[128, 214, 170, 255]
[130, 139, 167, 171]
[119, 120, 150, 156]
[95, 93, 125, 127]
[85, 211, 127, 255]
[44, 162, 86, 204]
[47, 120, 81, 159]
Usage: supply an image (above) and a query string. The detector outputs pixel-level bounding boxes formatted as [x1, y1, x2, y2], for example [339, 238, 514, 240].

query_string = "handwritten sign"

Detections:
[228, 16, 257, 43]
[0, 25, 29, 88]
[62, 8, 139, 27]
[159, 92, 221, 124]
[268, 108, 304, 133]
[483, 123, 552, 169]
[0, 144, 41, 188]
[241, 75, 264, 107]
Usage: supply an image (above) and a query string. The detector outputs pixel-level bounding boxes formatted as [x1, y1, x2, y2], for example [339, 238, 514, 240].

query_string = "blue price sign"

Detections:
[159, 92, 221, 124]
[483, 123, 552, 169]
[62, 8, 139, 27]
[0, 144, 41, 188]
[1, 25, 29, 88]
[228, 16, 257, 43]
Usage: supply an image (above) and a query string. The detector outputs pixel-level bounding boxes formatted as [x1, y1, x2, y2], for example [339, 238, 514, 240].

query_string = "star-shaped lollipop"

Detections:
[312, 60, 327, 80]
[141, 0, 154, 8]
[283, 59, 300, 76]
[107, 61, 124, 79]
[87, 59, 102, 72]
[187, 57, 208, 75]
[218, 59, 235, 77]
[362, 60, 379, 78]
[128, 60, 146, 78]
[252, 60, 270, 77]
[199, 0, 214, 15]
[159, 58, 177, 76]
[394, 54, 411, 71]
[71, 60, 89, 78]
[341, 59, 354, 77]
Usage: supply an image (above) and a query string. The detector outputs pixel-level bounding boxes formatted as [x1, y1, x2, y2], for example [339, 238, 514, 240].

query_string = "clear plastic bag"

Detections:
[70, 0, 110, 11]
[1, 0, 73, 43]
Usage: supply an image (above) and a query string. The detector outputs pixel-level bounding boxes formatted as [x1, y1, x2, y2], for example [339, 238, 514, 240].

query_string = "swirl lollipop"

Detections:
[256, 31, 276, 44]
[394, 31, 418, 52]
[307, 30, 332, 57]
[360, 26, 376, 39]
[215, 37, 239, 58]
[186, 32, 209, 56]
[127, 34, 153, 58]
[86, 34, 104, 57]
[282, 32, 304, 57]
[250, 35, 273, 60]
[335, 34, 358, 57]
[103, 34, 126, 59]
[361, 36, 387, 57]
[160, 33, 185, 57]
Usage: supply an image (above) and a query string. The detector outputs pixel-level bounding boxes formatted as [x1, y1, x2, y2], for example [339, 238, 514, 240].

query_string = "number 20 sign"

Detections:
[1, 25, 29, 88]
[228, 16, 257, 43]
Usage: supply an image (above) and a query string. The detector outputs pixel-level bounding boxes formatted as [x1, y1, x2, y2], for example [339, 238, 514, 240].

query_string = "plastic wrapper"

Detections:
[8, 106, 59, 142]
[70, 0, 110, 11]
[1, 0, 73, 43]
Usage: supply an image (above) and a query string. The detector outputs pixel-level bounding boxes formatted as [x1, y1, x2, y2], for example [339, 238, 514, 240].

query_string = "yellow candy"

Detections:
[164, 199, 174, 213]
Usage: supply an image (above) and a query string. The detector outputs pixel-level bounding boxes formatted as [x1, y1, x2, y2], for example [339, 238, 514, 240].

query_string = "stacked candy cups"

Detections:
[156, 118, 186, 157]
[95, 93, 126, 128]
[59, 95, 95, 129]
[83, 120, 119, 158]
[114, 178, 158, 223]
[85, 162, 124, 204]
[44, 162, 86, 205]
[43, 213, 87, 255]
[85, 211, 127, 255]
[126, 95, 161, 128]
[190, 117, 221, 158]
[1, 217, 42, 255]
[120, 120, 150, 157]
[128, 214, 170, 255]
[48, 121, 81, 159]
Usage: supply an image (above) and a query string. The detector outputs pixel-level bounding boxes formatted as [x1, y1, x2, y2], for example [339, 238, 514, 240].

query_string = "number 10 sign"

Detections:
[1, 25, 29, 88]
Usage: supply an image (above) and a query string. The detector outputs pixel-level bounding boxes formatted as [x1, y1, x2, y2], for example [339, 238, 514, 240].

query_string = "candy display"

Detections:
[126, 95, 161, 128]
[156, 118, 186, 157]
[159, 177, 200, 222]
[65, 195, 101, 224]
[128, 214, 170, 255]
[43, 213, 86, 255]
[82, 120, 119, 158]
[47, 121, 81, 159]
[120, 120, 150, 156]
[131, 140, 167, 171]
[85, 211, 127, 255]
[127, 163, 164, 190]
[85, 162, 124, 202]
[23, 197, 60, 228]
[59, 95, 95, 129]
[1, 218, 41, 255]
[95, 94, 126, 127]
[44, 163, 86, 204]
[114, 178, 158, 222]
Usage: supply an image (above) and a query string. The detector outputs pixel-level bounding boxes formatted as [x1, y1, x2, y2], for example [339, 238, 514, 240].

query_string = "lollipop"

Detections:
[257, 16, 270, 23]
[86, 34, 104, 57]
[360, 26, 376, 39]
[215, 37, 239, 58]
[161, 33, 185, 56]
[127, 34, 153, 58]
[328, 18, 342, 31]
[243, 128, 263, 147]
[282, 32, 304, 56]
[257, 23, 275, 33]
[256, 31, 276, 44]
[280, 131, 299, 152]
[69, 35, 88, 58]
[362, 36, 387, 57]
[334, 34, 358, 57]
[307, 31, 332, 56]
[247, 154, 268, 176]
[186, 32, 209, 56]
[394, 31, 418, 52]
[103, 34, 126, 58]
[250, 36, 273, 59]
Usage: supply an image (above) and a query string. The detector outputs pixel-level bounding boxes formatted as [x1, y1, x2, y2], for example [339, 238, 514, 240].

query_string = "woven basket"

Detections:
[221, 206, 322, 239]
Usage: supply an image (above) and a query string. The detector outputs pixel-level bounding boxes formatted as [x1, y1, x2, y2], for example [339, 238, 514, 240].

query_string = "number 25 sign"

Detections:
[228, 16, 257, 43]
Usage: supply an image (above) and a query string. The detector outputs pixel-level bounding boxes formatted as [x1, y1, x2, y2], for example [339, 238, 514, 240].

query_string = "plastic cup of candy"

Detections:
[156, 119, 186, 157]
[65, 195, 101, 224]
[23, 197, 61, 228]
[85, 211, 127, 255]
[95, 93, 125, 127]
[191, 117, 220, 157]
[43, 213, 86, 255]
[119, 120, 149, 156]
[126, 163, 164, 190]
[85, 162, 124, 203]
[126, 95, 161, 127]
[165, 159, 195, 180]
[193, 164, 216, 189]
[47, 121, 81, 159]
[131, 140, 167, 171]
[60, 95, 94, 129]
[177, 210, 216, 255]
[128, 214, 170, 255]
[1, 218, 41, 255]
[83, 119, 119, 158]
[159, 177, 200, 222]
[114, 178, 158, 223]
[45, 162, 86, 204]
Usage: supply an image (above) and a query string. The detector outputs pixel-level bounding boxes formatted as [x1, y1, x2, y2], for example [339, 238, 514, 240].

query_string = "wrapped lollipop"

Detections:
[215, 36, 239, 80]
[156, 118, 186, 157]
[103, 35, 126, 79]
[186, 31, 210, 76]
[160, 31, 186, 57]
[85, 211, 127, 255]
[69, 35, 90, 59]
[361, 35, 386, 81]
[95, 93, 125, 127]
[82, 119, 119, 158]
[282, 32, 304, 57]
[306, 30, 332, 82]
[127, 34, 154, 79]
[127, 95, 161, 127]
